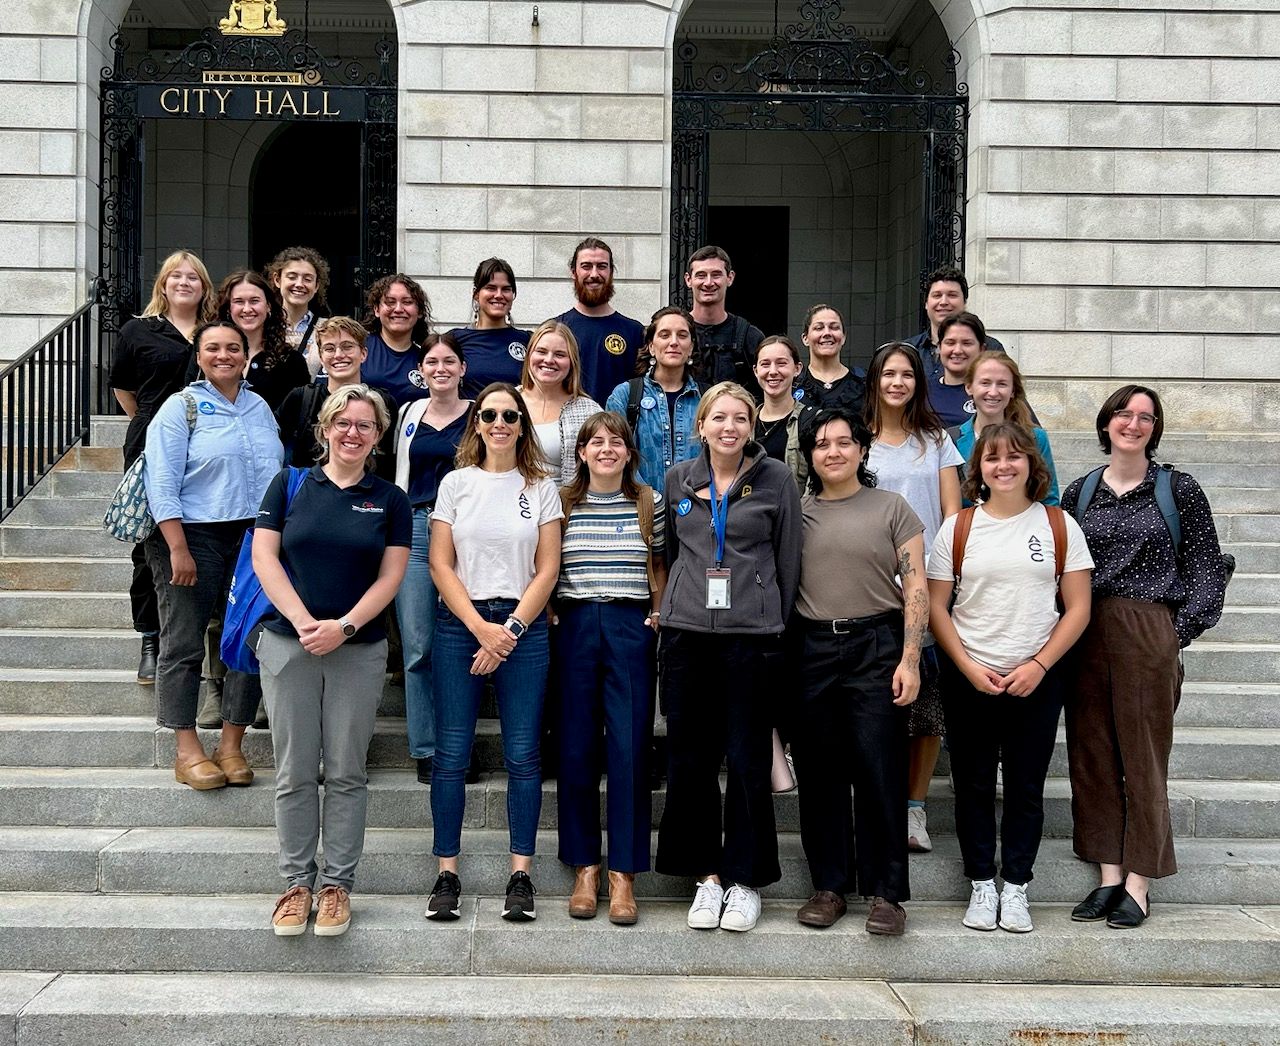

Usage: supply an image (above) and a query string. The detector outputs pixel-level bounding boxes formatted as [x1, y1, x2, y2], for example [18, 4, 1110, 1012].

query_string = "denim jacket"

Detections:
[605, 371, 703, 492]
[143, 380, 283, 524]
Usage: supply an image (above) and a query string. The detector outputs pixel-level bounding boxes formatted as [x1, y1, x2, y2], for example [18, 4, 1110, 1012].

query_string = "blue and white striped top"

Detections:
[556, 489, 666, 603]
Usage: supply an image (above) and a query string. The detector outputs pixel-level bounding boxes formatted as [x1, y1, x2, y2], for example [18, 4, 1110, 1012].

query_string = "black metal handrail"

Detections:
[0, 296, 98, 523]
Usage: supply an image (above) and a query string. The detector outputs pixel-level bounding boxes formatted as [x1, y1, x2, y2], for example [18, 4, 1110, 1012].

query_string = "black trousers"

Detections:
[792, 615, 910, 902]
[654, 629, 782, 888]
[939, 652, 1065, 885]
[124, 420, 159, 635]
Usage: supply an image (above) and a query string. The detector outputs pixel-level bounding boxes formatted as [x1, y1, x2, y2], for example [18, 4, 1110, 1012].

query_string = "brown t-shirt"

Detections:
[796, 486, 924, 621]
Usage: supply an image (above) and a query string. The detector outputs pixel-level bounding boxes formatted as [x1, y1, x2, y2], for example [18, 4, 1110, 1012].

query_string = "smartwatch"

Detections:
[504, 615, 528, 640]
[339, 617, 357, 638]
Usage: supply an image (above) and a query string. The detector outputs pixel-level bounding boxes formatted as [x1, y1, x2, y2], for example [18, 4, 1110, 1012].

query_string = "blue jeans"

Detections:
[431, 600, 548, 858]
[395, 508, 437, 759]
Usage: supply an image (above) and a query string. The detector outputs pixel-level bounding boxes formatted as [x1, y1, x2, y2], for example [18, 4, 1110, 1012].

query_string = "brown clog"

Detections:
[174, 754, 227, 790]
[212, 749, 254, 787]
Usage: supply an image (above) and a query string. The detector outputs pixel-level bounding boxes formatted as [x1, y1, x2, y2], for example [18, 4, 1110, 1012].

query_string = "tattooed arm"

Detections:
[892, 532, 928, 706]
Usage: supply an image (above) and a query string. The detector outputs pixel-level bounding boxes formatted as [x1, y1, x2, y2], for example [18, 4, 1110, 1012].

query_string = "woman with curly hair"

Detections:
[216, 269, 309, 412]
[266, 246, 331, 375]
[362, 273, 433, 406]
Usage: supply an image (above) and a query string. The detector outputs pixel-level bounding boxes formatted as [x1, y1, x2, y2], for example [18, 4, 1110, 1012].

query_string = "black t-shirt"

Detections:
[755, 414, 790, 462]
[796, 368, 867, 418]
[407, 410, 468, 508]
[274, 381, 399, 478]
[246, 350, 311, 413]
[256, 465, 412, 643]
[693, 314, 765, 400]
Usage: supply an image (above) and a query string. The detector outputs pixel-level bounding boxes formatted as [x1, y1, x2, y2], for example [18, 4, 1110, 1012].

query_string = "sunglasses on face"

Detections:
[478, 408, 521, 425]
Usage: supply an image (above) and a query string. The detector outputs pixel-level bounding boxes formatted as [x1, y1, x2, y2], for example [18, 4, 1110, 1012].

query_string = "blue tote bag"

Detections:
[221, 466, 308, 674]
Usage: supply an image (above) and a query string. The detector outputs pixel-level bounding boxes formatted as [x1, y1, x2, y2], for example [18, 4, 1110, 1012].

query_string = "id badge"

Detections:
[705, 568, 732, 609]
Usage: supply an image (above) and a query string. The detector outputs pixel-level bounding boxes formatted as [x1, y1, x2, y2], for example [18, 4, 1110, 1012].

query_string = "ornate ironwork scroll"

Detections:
[671, 0, 968, 304]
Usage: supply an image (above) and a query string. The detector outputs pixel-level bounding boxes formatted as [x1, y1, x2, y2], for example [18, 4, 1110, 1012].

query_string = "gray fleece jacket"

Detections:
[661, 444, 802, 634]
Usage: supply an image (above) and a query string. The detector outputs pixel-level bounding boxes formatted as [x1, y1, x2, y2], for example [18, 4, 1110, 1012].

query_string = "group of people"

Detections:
[113, 241, 1228, 942]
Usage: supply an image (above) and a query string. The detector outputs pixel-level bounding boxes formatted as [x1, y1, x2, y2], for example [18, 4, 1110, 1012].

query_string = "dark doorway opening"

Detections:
[707, 205, 790, 338]
[250, 123, 362, 316]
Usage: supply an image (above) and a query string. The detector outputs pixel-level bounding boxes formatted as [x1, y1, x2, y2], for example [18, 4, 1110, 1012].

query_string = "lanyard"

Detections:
[707, 456, 743, 568]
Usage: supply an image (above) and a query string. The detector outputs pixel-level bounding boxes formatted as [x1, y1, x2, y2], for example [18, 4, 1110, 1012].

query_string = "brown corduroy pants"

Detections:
[1066, 597, 1184, 879]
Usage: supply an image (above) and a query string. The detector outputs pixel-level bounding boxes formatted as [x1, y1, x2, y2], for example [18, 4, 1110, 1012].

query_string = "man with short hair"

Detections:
[905, 265, 1004, 383]
[555, 237, 644, 405]
[684, 245, 764, 398]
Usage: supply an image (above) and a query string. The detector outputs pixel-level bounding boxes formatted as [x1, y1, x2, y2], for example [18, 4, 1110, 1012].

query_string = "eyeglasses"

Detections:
[478, 408, 521, 425]
[331, 419, 377, 436]
[319, 342, 362, 356]
[1113, 409, 1157, 427]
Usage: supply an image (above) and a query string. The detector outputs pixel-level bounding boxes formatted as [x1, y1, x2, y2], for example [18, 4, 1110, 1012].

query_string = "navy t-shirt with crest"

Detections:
[447, 326, 530, 398]
[256, 465, 412, 643]
[363, 332, 427, 405]
[555, 309, 644, 405]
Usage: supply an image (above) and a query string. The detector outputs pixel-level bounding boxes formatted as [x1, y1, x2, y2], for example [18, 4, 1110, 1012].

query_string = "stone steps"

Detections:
[1, 712, 1276, 780]
[1046, 431, 1280, 463]
[0, 557, 132, 592]
[5, 974, 1277, 1046]
[1, 895, 1276, 984]
[1, 827, 1276, 904]
[0, 768, 1274, 838]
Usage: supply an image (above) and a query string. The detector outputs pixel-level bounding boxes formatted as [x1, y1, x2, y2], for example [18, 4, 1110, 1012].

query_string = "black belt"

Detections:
[799, 609, 901, 635]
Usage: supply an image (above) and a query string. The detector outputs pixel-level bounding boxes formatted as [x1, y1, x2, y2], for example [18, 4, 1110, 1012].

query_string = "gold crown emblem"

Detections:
[219, 0, 288, 36]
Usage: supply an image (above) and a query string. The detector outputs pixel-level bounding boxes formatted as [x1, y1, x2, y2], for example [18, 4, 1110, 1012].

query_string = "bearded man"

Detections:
[554, 237, 644, 404]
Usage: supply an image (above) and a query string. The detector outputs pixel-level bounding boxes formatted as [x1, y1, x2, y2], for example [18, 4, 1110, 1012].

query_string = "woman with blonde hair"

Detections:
[519, 319, 602, 487]
[110, 249, 217, 684]
[655, 381, 802, 933]
[425, 383, 562, 923]
[254, 384, 412, 937]
[555, 411, 667, 924]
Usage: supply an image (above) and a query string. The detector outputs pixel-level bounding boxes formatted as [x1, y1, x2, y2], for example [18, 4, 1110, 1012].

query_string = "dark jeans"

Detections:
[144, 520, 259, 729]
[554, 600, 655, 873]
[654, 629, 782, 888]
[792, 614, 910, 902]
[939, 651, 1065, 885]
[123, 425, 159, 635]
[430, 600, 549, 858]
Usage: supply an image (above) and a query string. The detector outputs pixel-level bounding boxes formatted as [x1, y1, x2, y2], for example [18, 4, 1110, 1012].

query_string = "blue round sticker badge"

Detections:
[404, 422, 415, 438]
[198, 401, 216, 415]
[640, 395, 657, 410]
[677, 498, 692, 516]
[792, 387, 805, 401]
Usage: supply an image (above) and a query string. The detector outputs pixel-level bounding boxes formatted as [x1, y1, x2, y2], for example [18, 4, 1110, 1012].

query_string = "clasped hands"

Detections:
[965, 657, 1047, 698]
[470, 620, 518, 676]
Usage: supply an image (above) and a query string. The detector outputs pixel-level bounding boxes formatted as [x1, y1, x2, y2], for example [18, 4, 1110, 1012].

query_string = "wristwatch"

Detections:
[339, 617, 357, 638]
[504, 615, 528, 640]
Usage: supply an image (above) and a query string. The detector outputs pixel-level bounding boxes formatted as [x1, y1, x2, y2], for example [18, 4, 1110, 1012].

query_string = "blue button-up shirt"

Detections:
[605, 371, 703, 493]
[143, 380, 284, 524]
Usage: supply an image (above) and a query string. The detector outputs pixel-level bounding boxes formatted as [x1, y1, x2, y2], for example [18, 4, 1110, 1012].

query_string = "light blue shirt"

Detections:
[143, 380, 283, 524]
[953, 418, 1060, 507]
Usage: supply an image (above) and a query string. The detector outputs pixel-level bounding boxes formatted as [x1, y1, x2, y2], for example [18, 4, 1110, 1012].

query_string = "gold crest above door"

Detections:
[219, 0, 288, 36]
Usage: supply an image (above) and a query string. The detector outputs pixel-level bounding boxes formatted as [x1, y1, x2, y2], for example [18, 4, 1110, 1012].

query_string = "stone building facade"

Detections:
[1, 0, 1276, 430]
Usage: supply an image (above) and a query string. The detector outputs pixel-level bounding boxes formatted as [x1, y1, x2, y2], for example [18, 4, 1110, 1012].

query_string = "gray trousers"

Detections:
[258, 628, 386, 892]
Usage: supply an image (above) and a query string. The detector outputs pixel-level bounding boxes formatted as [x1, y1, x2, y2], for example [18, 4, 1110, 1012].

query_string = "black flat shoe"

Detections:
[1106, 891, 1150, 929]
[416, 757, 433, 785]
[1071, 884, 1126, 922]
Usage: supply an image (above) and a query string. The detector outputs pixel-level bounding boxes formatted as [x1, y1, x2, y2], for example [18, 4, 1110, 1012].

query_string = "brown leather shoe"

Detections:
[174, 754, 227, 790]
[865, 896, 906, 936]
[568, 865, 600, 919]
[797, 890, 847, 928]
[607, 870, 638, 925]
[213, 749, 254, 787]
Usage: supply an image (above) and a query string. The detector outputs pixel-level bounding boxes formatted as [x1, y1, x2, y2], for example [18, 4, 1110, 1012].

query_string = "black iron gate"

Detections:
[670, 0, 968, 306]
[97, 28, 397, 411]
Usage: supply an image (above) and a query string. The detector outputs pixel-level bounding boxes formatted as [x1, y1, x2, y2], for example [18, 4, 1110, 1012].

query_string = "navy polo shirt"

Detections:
[256, 465, 412, 643]
[448, 326, 529, 398]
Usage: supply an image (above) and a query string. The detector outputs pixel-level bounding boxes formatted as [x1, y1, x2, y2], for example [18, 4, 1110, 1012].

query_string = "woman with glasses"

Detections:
[254, 385, 412, 938]
[393, 333, 472, 785]
[1061, 386, 1226, 929]
[447, 258, 530, 397]
[424, 383, 562, 923]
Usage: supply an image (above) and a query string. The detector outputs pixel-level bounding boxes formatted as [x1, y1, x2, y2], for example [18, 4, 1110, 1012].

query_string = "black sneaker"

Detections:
[425, 871, 461, 921]
[502, 870, 537, 922]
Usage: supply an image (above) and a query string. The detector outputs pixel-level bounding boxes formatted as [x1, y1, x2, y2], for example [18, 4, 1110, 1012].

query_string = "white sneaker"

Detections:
[907, 806, 932, 853]
[719, 884, 762, 932]
[687, 879, 725, 929]
[999, 882, 1033, 933]
[963, 879, 999, 931]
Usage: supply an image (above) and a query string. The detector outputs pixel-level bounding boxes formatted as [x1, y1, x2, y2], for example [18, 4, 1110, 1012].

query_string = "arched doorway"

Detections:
[671, 0, 966, 360]
[96, 1, 397, 394]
